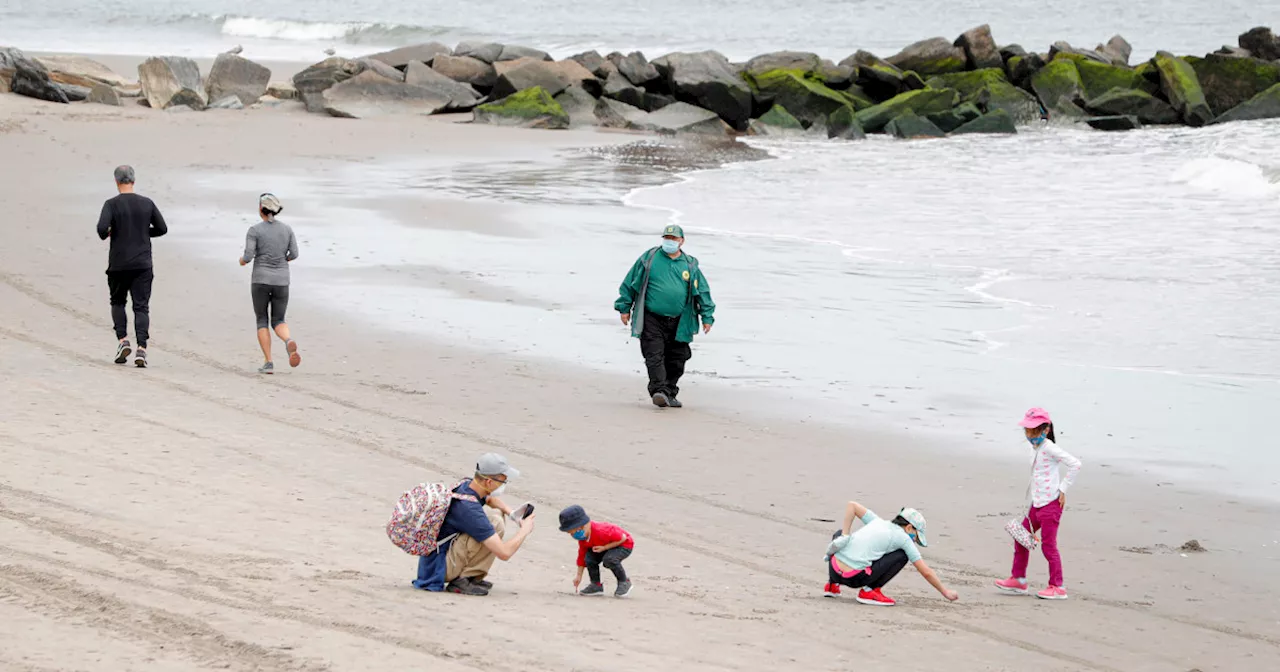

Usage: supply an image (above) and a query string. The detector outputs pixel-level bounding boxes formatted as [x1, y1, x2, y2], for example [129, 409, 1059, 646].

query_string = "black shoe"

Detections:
[667, 397, 683, 408]
[651, 392, 670, 408]
[446, 577, 489, 596]
[114, 340, 132, 364]
[579, 582, 605, 596]
[472, 578, 493, 590]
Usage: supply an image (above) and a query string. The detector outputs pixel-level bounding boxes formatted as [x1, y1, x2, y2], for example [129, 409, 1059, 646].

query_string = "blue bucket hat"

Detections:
[558, 505, 590, 532]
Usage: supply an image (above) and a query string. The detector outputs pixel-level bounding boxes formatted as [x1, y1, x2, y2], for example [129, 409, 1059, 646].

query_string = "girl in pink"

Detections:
[994, 408, 1082, 600]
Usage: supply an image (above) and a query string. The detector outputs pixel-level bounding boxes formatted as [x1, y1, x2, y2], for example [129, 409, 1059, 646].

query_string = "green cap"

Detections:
[661, 224, 684, 238]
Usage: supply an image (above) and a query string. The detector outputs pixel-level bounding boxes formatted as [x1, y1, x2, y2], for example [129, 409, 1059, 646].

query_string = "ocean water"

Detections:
[0, 0, 1272, 64]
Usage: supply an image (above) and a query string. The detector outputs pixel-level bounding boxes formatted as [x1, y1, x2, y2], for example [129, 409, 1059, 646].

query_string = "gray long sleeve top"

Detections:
[241, 219, 298, 286]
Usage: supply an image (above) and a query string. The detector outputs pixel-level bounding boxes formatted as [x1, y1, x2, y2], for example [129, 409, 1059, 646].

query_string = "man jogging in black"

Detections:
[96, 165, 167, 367]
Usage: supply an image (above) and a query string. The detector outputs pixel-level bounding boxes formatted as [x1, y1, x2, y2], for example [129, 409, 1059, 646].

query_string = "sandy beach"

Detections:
[2, 84, 1279, 672]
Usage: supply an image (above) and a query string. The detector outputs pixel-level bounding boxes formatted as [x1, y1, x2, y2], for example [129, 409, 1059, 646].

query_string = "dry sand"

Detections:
[1, 90, 1279, 672]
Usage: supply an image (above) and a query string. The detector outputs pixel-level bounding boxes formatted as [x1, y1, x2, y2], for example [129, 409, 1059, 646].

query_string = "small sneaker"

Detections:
[579, 582, 605, 596]
[667, 397, 683, 408]
[1036, 585, 1068, 600]
[651, 392, 670, 408]
[445, 577, 489, 596]
[286, 339, 301, 368]
[823, 583, 842, 598]
[614, 580, 632, 598]
[258, 361, 274, 375]
[855, 588, 896, 606]
[471, 578, 493, 590]
[134, 348, 147, 368]
[994, 577, 1029, 595]
[114, 340, 132, 364]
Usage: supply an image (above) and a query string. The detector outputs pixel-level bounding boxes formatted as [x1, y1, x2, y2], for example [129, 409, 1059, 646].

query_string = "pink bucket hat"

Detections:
[1019, 407, 1053, 428]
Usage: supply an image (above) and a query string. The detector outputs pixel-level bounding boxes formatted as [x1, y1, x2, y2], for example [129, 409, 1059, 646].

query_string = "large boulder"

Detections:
[570, 51, 611, 79]
[633, 102, 733, 136]
[845, 51, 907, 100]
[205, 53, 270, 106]
[597, 97, 649, 128]
[951, 109, 1017, 134]
[455, 42, 505, 64]
[1030, 59, 1087, 118]
[1086, 115, 1142, 131]
[603, 70, 672, 111]
[355, 57, 406, 82]
[34, 55, 130, 86]
[405, 61, 481, 110]
[1071, 58, 1159, 100]
[1049, 42, 1111, 64]
[1098, 35, 1133, 66]
[743, 51, 821, 78]
[491, 59, 597, 99]
[497, 45, 553, 62]
[432, 55, 497, 91]
[749, 69, 871, 126]
[58, 83, 91, 102]
[616, 51, 660, 88]
[886, 38, 966, 76]
[651, 51, 753, 130]
[826, 105, 866, 139]
[365, 42, 452, 69]
[748, 104, 805, 135]
[1085, 88, 1179, 124]
[320, 70, 451, 118]
[1152, 51, 1213, 126]
[885, 111, 946, 139]
[87, 83, 122, 106]
[854, 88, 959, 132]
[1006, 53, 1045, 88]
[472, 86, 569, 129]
[814, 59, 856, 89]
[1213, 83, 1280, 124]
[1187, 54, 1280, 117]
[292, 57, 365, 113]
[1238, 27, 1280, 61]
[926, 102, 982, 132]
[553, 84, 600, 127]
[139, 56, 205, 110]
[955, 25, 1002, 70]
[4, 49, 69, 103]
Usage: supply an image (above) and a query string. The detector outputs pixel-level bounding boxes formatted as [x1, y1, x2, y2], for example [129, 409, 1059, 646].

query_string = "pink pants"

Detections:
[1011, 498, 1064, 587]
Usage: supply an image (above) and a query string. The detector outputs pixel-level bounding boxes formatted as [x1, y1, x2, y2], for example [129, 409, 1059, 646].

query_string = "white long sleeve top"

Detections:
[1028, 441, 1082, 508]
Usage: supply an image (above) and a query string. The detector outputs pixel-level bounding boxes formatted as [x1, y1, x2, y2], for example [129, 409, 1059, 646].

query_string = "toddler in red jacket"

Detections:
[558, 505, 635, 597]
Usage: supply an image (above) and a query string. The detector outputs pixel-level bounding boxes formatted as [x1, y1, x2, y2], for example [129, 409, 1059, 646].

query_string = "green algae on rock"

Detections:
[885, 110, 947, 138]
[746, 69, 874, 124]
[1069, 58, 1159, 100]
[1152, 52, 1213, 126]
[1212, 82, 1280, 123]
[1187, 54, 1280, 116]
[951, 108, 1017, 134]
[473, 85, 570, 129]
[826, 104, 866, 139]
[1085, 88, 1180, 124]
[854, 87, 959, 132]
[926, 101, 981, 132]
[1030, 59, 1086, 117]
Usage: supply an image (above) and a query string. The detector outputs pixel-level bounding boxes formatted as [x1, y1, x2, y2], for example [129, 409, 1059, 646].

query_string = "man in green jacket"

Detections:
[614, 224, 716, 408]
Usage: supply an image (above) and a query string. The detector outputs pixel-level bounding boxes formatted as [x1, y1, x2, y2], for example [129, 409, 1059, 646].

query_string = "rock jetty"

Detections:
[4, 25, 1280, 141]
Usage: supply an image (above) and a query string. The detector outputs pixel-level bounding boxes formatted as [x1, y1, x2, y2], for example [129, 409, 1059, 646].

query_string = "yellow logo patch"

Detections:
[693, 279, 698, 289]
[682, 270, 691, 281]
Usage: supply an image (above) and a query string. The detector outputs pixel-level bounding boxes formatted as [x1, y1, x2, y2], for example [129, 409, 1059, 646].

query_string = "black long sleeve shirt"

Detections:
[97, 193, 168, 272]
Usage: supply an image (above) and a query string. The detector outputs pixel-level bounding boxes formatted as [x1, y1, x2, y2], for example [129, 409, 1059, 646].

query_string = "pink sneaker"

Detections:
[1036, 585, 1068, 600]
[993, 577, 1029, 595]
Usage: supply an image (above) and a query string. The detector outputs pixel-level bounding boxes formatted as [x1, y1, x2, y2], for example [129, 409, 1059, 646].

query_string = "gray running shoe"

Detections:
[258, 361, 274, 375]
[114, 340, 131, 364]
[579, 583, 605, 596]
[615, 580, 633, 597]
[667, 397, 683, 408]
[651, 392, 670, 408]
[134, 348, 147, 368]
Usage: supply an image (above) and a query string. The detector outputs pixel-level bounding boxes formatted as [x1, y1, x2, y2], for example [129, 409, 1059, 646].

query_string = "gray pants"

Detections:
[251, 283, 289, 329]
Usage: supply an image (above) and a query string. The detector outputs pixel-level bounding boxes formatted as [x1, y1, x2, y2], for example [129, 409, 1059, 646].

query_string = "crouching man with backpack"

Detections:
[394, 453, 536, 596]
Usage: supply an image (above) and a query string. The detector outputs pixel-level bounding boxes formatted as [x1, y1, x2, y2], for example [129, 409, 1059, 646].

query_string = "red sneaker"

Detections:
[855, 588, 896, 606]
[823, 582, 841, 598]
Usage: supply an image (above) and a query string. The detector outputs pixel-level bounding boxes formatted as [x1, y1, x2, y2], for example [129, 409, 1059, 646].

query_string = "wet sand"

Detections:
[1, 92, 1279, 671]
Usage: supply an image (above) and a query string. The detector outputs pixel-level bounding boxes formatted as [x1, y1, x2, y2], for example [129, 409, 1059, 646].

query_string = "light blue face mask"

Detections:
[1028, 435, 1046, 446]
[571, 529, 588, 540]
[661, 239, 680, 254]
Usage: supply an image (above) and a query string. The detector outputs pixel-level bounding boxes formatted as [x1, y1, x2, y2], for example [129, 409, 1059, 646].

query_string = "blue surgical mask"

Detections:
[661, 239, 680, 254]
[571, 529, 588, 540]
[1028, 436, 1046, 447]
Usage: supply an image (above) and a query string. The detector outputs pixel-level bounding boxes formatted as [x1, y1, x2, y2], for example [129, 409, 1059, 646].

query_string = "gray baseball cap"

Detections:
[476, 453, 520, 478]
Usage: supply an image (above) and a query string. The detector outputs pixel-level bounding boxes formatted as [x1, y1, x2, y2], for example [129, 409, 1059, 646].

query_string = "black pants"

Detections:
[827, 547, 910, 590]
[107, 268, 154, 348]
[585, 547, 631, 584]
[251, 284, 290, 329]
[640, 311, 691, 398]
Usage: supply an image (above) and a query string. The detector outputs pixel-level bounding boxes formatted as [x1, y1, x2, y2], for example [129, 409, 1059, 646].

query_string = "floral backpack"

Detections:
[386, 480, 476, 556]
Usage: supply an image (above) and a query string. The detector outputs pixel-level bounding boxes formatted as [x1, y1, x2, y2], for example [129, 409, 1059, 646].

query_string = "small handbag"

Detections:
[1005, 515, 1039, 551]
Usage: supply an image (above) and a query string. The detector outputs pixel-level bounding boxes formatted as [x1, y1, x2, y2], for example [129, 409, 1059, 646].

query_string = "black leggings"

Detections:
[585, 547, 632, 584]
[251, 283, 289, 329]
[828, 547, 910, 590]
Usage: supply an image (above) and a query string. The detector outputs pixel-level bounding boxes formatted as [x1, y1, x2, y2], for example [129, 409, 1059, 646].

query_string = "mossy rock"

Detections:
[1085, 88, 1179, 124]
[747, 68, 875, 124]
[926, 102, 981, 132]
[1212, 82, 1280, 124]
[925, 68, 1008, 99]
[1188, 54, 1280, 117]
[473, 86, 569, 129]
[826, 104, 866, 139]
[951, 109, 1017, 135]
[1086, 115, 1142, 131]
[854, 87, 959, 133]
[1006, 54, 1045, 87]
[1030, 59, 1087, 118]
[981, 80, 1043, 123]
[902, 71, 926, 91]
[1151, 52, 1213, 126]
[1073, 59, 1158, 101]
[856, 62, 906, 100]
[885, 110, 946, 139]
[756, 103, 805, 130]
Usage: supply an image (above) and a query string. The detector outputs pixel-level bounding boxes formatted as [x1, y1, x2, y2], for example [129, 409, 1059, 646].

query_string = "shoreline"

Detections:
[2, 91, 1279, 670]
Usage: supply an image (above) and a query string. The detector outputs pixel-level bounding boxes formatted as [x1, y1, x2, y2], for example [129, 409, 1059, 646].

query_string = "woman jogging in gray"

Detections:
[239, 193, 300, 374]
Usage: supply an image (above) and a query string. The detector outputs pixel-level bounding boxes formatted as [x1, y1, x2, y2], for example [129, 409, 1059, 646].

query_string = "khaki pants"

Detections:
[445, 507, 505, 581]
